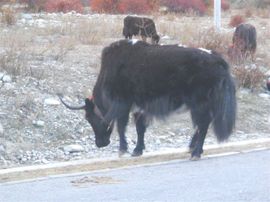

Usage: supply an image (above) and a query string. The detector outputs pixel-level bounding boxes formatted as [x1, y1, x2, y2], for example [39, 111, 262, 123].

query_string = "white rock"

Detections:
[63, 144, 84, 153]
[33, 120, 45, 127]
[44, 98, 60, 106]
[0, 144, 5, 153]
[2, 75, 12, 82]
[258, 93, 270, 98]
[0, 72, 4, 78]
[0, 123, 3, 135]
[41, 158, 50, 164]
[21, 13, 33, 20]
[162, 35, 170, 39]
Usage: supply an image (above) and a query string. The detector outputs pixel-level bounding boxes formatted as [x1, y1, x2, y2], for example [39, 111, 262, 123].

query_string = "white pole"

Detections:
[214, 0, 221, 31]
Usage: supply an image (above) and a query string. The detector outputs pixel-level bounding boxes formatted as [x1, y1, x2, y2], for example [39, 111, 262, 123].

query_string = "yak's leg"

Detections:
[132, 112, 147, 156]
[116, 107, 131, 156]
[190, 108, 211, 160]
[189, 129, 199, 153]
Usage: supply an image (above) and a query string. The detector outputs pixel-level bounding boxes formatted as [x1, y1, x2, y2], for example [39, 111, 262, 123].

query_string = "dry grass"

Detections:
[232, 64, 265, 89]
[0, 6, 16, 25]
[0, 8, 269, 90]
[0, 30, 29, 75]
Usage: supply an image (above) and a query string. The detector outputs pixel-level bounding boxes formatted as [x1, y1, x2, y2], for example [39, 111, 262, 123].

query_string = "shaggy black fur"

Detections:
[64, 40, 237, 160]
[122, 16, 160, 44]
[231, 23, 257, 60]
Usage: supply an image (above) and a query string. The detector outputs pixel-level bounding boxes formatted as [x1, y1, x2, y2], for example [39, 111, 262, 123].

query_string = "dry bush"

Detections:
[0, 6, 16, 25]
[255, 0, 270, 8]
[232, 64, 265, 89]
[118, 0, 153, 14]
[91, 0, 159, 14]
[221, 0, 230, 11]
[255, 8, 270, 18]
[91, 0, 119, 13]
[193, 27, 231, 55]
[73, 19, 103, 44]
[0, 40, 27, 76]
[229, 15, 245, 27]
[244, 9, 253, 18]
[0, 29, 42, 77]
[45, 0, 83, 13]
[161, 0, 207, 15]
[18, 0, 47, 12]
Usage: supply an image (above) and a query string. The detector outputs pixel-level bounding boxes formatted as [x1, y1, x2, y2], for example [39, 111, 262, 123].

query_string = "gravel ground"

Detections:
[0, 12, 270, 169]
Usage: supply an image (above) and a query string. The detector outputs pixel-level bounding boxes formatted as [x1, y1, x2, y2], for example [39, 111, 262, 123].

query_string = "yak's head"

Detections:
[58, 95, 114, 148]
[152, 34, 160, 44]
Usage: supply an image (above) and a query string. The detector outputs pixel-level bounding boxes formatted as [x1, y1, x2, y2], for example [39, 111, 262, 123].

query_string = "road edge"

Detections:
[1, 138, 270, 183]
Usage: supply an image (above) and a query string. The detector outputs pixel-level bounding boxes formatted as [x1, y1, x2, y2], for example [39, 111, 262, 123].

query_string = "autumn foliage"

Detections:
[90, 0, 119, 14]
[204, 0, 230, 11]
[118, 0, 153, 14]
[91, 0, 230, 15]
[44, 0, 83, 13]
[161, 0, 207, 15]
[229, 15, 245, 27]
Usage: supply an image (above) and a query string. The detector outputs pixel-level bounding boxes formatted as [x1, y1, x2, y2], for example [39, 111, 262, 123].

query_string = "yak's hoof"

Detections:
[190, 156, 201, 161]
[131, 149, 143, 157]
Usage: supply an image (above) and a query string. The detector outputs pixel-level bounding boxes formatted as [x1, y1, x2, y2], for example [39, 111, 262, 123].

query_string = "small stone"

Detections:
[63, 144, 84, 153]
[0, 144, 5, 153]
[2, 75, 12, 83]
[33, 120, 45, 127]
[0, 123, 3, 135]
[41, 158, 49, 164]
[44, 98, 60, 106]
[21, 13, 33, 20]
[258, 93, 270, 98]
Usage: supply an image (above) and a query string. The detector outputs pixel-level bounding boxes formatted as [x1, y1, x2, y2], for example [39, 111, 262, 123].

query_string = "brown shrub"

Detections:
[244, 9, 253, 18]
[161, 0, 207, 15]
[118, 0, 153, 14]
[1, 6, 16, 25]
[91, 0, 119, 13]
[229, 15, 245, 28]
[45, 0, 83, 13]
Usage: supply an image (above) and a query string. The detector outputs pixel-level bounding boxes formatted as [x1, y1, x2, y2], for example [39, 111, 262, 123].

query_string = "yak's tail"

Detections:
[211, 72, 237, 142]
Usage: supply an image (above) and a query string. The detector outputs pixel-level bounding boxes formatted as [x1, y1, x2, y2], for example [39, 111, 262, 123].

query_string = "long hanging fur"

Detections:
[210, 70, 236, 141]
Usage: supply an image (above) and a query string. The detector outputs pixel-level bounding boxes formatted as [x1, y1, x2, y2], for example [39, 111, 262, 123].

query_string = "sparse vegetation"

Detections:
[0, 6, 16, 25]
[232, 64, 265, 90]
[45, 0, 83, 13]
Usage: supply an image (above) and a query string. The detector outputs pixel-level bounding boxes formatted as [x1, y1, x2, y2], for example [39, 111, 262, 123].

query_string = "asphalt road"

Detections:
[1, 149, 270, 202]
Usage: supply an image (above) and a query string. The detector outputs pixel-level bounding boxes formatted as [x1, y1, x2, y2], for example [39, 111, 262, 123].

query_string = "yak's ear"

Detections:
[85, 98, 94, 110]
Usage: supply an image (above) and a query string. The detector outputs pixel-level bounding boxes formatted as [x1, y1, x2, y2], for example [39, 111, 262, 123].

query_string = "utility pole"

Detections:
[214, 0, 221, 31]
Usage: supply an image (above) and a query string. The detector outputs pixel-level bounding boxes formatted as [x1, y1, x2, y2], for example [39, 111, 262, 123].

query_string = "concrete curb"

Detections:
[1, 138, 270, 183]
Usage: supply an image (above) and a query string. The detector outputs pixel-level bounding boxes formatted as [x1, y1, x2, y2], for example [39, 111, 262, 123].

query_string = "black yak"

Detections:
[228, 23, 257, 62]
[122, 16, 160, 44]
[59, 40, 236, 160]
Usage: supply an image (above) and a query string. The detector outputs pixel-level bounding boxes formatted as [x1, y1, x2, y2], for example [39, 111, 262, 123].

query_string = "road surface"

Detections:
[1, 149, 270, 202]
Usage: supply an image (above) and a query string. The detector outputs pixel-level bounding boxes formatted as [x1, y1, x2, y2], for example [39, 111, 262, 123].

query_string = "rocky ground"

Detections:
[0, 11, 270, 169]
